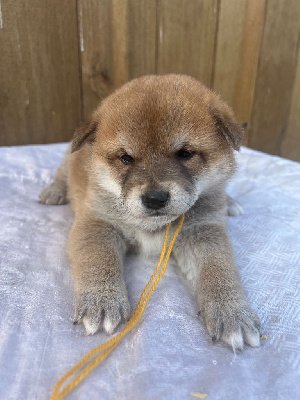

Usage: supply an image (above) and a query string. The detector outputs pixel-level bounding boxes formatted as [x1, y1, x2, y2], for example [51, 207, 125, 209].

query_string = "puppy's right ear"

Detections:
[210, 102, 245, 151]
[71, 119, 98, 153]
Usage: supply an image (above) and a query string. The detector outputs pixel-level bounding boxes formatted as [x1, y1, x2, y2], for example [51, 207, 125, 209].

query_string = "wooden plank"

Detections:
[0, 0, 81, 146]
[78, 0, 114, 118]
[79, 0, 156, 119]
[213, 0, 266, 148]
[232, 0, 266, 129]
[248, 0, 300, 155]
[280, 46, 300, 162]
[213, 0, 248, 107]
[157, 0, 218, 87]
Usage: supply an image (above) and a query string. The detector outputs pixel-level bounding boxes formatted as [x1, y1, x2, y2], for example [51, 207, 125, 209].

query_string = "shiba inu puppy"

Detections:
[40, 74, 260, 350]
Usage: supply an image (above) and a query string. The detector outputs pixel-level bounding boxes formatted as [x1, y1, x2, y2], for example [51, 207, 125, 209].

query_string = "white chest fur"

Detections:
[121, 225, 167, 259]
[135, 229, 166, 258]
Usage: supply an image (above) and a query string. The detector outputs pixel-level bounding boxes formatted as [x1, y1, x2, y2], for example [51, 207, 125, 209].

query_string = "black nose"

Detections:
[141, 191, 170, 210]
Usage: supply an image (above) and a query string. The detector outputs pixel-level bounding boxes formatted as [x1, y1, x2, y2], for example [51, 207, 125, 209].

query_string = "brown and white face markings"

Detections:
[73, 75, 243, 231]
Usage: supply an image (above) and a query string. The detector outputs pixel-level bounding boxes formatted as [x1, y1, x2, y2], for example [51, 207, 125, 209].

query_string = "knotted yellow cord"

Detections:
[51, 214, 185, 400]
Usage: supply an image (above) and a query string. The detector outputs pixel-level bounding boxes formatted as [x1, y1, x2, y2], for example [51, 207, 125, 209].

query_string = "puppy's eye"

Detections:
[120, 154, 134, 165]
[176, 149, 195, 161]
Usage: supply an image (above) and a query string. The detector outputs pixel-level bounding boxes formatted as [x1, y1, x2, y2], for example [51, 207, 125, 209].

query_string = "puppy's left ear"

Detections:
[210, 100, 245, 151]
[71, 119, 98, 153]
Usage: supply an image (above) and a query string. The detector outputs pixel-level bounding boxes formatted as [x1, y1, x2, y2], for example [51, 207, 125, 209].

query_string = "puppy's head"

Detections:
[72, 75, 244, 231]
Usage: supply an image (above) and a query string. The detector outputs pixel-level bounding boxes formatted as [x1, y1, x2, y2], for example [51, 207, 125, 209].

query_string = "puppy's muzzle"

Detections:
[141, 191, 170, 210]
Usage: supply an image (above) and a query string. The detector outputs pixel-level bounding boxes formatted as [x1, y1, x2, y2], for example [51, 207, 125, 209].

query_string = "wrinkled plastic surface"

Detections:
[0, 144, 299, 400]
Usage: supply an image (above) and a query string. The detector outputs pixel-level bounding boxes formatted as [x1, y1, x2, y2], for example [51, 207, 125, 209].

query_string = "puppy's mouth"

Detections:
[144, 209, 178, 219]
[149, 211, 165, 217]
[142, 207, 169, 217]
[131, 207, 181, 231]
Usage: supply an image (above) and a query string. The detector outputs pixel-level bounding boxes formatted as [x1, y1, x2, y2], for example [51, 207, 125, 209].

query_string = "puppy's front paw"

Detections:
[74, 285, 130, 336]
[201, 301, 261, 351]
[39, 182, 68, 205]
[226, 196, 244, 216]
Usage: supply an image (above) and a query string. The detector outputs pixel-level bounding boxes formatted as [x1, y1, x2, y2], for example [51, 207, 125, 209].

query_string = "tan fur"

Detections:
[40, 74, 260, 349]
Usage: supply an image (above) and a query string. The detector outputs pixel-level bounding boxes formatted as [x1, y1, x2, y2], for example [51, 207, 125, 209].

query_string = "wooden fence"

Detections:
[0, 0, 299, 161]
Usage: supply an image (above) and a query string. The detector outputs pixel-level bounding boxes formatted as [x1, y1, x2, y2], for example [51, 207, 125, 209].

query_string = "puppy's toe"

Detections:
[243, 326, 260, 347]
[83, 316, 101, 336]
[222, 327, 244, 351]
[39, 183, 68, 205]
[227, 196, 244, 216]
[102, 312, 121, 336]
[101, 295, 130, 335]
[205, 315, 223, 342]
[120, 297, 131, 321]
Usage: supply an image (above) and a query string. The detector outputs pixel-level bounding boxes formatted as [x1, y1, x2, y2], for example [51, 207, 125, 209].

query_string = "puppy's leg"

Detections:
[69, 210, 130, 335]
[173, 224, 261, 350]
[226, 195, 244, 216]
[39, 147, 70, 205]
